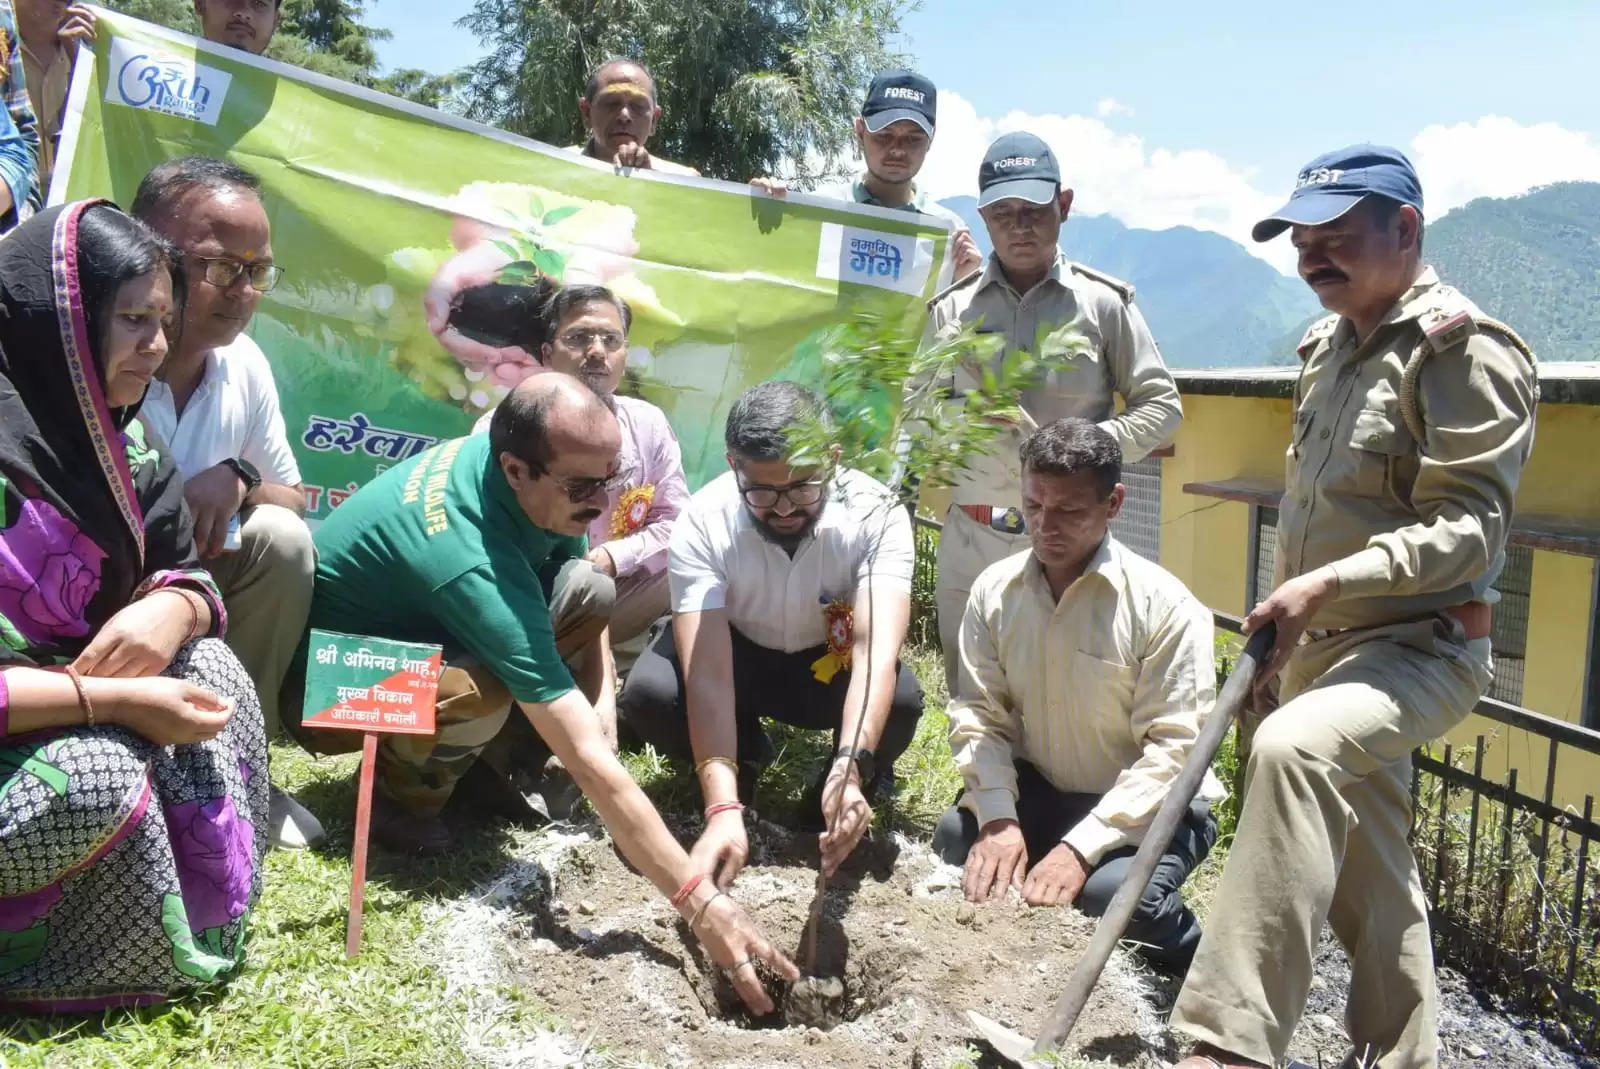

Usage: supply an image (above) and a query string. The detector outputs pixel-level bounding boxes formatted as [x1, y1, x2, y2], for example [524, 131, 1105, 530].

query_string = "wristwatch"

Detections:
[222, 457, 261, 495]
[835, 745, 876, 785]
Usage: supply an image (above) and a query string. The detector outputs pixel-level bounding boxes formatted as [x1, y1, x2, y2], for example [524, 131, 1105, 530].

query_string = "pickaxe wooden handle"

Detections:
[1026, 621, 1276, 1055]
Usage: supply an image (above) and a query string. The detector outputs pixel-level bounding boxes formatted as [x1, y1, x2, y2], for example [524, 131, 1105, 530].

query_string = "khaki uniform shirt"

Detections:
[831, 172, 968, 231]
[922, 253, 1181, 504]
[947, 536, 1225, 865]
[1280, 266, 1538, 631]
[563, 142, 699, 177]
[19, 39, 66, 196]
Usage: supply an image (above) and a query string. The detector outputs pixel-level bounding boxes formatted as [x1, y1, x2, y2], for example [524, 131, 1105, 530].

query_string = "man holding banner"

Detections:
[570, 58, 699, 176]
[751, 69, 982, 281]
[193, 0, 280, 55]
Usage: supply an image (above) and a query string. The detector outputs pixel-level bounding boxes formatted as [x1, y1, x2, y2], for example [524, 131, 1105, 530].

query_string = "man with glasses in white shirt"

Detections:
[617, 381, 924, 886]
[133, 156, 322, 849]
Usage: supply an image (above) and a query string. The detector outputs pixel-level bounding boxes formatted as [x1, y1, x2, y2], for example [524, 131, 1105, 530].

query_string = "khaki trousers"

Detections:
[1170, 617, 1492, 1069]
[934, 503, 1028, 694]
[609, 567, 670, 647]
[204, 504, 316, 740]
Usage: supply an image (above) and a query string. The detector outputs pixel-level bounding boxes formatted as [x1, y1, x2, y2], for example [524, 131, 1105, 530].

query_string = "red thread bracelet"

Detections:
[670, 873, 706, 909]
[704, 801, 745, 819]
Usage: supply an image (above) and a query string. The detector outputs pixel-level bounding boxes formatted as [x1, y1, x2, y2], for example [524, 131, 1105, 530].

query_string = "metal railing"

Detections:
[1213, 611, 1600, 1052]
[911, 515, 1600, 1048]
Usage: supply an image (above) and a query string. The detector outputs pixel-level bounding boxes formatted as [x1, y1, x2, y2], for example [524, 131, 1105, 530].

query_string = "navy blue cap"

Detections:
[977, 132, 1060, 208]
[1252, 144, 1424, 242]
[862, 70, 937, 136]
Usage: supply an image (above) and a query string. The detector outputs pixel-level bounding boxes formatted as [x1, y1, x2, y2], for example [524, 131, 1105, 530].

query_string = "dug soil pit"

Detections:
[497, 820, 1168, 1069]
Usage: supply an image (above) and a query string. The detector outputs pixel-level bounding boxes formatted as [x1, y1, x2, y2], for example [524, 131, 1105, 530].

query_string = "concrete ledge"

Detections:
[1184, 480, 1600, 557]
[1174, 363, 1600, 405]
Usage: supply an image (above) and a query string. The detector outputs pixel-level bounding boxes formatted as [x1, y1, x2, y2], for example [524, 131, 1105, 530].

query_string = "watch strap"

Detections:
[223, 456, 261, 492]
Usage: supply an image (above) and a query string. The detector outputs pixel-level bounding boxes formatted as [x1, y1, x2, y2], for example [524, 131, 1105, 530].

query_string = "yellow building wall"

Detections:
[1505, 402, 1600, 522]
[1161, 393, 1292, 616]
[1167, 392, 1599, 811]
[1444, 550, 1598, 807]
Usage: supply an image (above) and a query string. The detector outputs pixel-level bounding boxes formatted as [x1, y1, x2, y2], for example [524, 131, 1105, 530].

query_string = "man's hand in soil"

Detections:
[818, 757, 872, 877]
[184, 463, 248, 558]
[962, 818, 1027, 902]
[1021, 842, 1089, 907]
[685, 885, 799, 1015]
[690, 810, 749, 889]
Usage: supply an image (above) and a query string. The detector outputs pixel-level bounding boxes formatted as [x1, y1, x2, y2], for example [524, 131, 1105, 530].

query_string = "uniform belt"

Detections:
[959, 504, 1027, 534]
[1311, 602, 1491, 643]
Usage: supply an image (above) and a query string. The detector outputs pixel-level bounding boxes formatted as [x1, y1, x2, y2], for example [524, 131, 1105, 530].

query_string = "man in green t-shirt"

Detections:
[282, 375, 798, 1014]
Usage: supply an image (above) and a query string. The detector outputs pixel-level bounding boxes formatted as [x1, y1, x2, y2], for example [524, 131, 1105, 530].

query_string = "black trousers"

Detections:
[616, 618, 924, 796]
[932, 759, 1217, 969]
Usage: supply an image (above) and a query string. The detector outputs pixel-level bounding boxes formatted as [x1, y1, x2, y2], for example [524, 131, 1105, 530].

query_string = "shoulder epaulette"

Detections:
[1400, 309, 1539, 444]
[1295, 315, 1339, 360]
[926, 268, 982, 310]
[1068, 261, 1135, 303]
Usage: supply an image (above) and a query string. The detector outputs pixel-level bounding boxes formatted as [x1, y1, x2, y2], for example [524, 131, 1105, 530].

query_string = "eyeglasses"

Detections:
[738, 477, 827, 510]
[557, 328, 626, 353]
[191, 255, 284, 293]
[546, 464, 629, 503]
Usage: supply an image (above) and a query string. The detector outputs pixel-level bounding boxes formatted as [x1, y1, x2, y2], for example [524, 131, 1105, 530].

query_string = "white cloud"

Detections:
[919, 94, 1600, 276]
[1095, 97, 1134, 119]
[1409, 115, 1600, 217]
[921, 92, 1290, 269]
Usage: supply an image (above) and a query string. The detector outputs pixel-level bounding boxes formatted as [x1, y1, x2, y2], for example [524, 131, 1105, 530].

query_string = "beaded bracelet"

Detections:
[670, 872, 707, 909]
[703, 801, 745, 820]
[63, 665, 94, 727]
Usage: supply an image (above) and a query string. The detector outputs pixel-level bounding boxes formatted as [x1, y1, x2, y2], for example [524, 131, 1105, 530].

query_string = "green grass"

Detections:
[0, 745, 541, 1069]
[0, 648, 967, 1069]
[0, 626, 1233, 1067]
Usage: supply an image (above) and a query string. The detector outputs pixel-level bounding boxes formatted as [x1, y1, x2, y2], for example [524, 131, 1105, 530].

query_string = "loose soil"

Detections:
[442, 817, 1597, 1068]
[492, 817, 1170, 1069]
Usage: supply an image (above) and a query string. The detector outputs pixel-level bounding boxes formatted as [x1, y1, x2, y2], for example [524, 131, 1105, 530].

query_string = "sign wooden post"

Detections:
[300, 629, 443, 959]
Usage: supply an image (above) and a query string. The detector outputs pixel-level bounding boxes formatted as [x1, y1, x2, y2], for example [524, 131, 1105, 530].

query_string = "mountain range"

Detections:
[938, 181, 1600, 367]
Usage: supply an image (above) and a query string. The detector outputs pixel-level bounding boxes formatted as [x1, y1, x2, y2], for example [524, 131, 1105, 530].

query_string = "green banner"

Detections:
[54, 11, 952, 517]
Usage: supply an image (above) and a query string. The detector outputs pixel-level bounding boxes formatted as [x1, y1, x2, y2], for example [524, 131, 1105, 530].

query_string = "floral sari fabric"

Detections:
[0, 203, 267, 1009]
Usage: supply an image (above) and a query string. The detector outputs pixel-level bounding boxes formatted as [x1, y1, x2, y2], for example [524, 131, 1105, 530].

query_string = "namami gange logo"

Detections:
[105, 36, 233, 126]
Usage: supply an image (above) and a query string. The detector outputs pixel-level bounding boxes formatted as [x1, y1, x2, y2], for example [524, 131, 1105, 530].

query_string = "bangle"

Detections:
[689, 890, 726, 930]
[63, 665, 94, 727]
[695, 755, 738, 776]
[156, 587, 200, 640]
[704, 801, 745, 820]
[670, 872, 707, 909]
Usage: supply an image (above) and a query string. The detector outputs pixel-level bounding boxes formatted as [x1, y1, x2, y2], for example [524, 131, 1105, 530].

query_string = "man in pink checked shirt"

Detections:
[477, 283, 689, 651]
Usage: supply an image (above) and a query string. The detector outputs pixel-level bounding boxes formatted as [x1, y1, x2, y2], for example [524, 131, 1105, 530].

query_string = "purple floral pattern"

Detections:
[165, 797, 255, 934]
[0, 497, 107, 643]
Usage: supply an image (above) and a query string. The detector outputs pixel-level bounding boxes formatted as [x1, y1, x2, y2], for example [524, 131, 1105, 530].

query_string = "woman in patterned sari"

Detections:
[0, 200, 268, 1010]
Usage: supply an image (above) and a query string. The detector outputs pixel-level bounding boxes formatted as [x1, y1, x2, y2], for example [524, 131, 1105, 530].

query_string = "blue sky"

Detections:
[374, 0, 1600, 268]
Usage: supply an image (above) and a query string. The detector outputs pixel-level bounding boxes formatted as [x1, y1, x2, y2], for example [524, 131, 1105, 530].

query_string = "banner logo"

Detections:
[106, 36, 232, 125]
[816, 223, 934, 297]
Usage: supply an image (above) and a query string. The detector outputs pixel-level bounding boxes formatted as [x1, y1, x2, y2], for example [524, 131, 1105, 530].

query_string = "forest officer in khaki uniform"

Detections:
[924, 132, 1182, 689]
[1170, 145, 1538, 1069]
